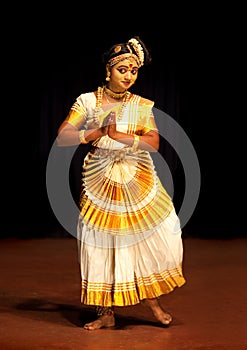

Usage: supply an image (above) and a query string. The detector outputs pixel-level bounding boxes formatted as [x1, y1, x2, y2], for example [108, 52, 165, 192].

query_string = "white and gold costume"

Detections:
[65, 89, 186, 307]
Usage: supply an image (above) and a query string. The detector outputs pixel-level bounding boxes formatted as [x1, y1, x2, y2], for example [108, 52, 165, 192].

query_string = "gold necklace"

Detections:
[104, 85, 127, 100]
[94, 86, 131, 124]
[116, 91, 131, 121]
[93, 86, 103, 126]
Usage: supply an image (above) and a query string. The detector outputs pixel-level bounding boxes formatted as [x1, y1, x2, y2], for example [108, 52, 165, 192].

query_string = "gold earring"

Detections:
[106, 71, 110, 81]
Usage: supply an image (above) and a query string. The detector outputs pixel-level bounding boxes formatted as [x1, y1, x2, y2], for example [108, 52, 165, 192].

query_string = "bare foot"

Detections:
[144, 298, 172, 326]
[83, 315, 115, 331]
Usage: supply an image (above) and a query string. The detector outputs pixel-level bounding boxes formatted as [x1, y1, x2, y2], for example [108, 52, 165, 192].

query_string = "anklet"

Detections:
[96, 306, 114, 316]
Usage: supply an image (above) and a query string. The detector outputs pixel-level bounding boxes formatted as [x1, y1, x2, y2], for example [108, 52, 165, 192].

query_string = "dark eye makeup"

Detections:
[117, 67, 138, 75]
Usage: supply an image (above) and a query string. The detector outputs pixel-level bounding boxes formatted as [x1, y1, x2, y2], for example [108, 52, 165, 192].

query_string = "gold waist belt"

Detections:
[91, 147, 140, 162]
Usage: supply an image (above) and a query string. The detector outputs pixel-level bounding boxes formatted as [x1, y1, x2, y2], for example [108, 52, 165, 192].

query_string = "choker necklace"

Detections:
[93, 86, 131, 124]
[104, 85, 127, 100]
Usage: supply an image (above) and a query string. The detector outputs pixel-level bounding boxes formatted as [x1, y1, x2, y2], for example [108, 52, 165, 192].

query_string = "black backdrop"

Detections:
[2, 6, 245, 239]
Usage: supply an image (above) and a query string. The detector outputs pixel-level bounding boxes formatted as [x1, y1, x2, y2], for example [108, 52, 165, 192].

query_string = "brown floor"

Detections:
[0, 236, 246, 350]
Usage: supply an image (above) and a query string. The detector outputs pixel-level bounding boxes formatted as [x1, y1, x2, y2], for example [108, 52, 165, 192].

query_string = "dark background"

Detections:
[2, 5, 245, 239]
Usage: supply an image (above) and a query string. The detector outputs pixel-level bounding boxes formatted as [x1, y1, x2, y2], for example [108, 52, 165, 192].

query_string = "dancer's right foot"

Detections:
[83, 315, 115, 331]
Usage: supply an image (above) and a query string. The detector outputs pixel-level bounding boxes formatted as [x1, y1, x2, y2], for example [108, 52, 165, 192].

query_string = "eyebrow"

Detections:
[117, 65, 139, 69]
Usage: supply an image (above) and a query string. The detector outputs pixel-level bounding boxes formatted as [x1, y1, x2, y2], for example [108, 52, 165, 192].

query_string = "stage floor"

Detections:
[0, 236, 246, 350]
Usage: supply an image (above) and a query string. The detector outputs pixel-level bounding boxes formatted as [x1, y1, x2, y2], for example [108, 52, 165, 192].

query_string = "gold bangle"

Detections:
[132, 134, 139, 151]
[79, 130, 88, 144]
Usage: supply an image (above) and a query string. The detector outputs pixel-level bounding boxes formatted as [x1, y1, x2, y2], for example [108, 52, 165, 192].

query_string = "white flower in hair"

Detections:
[128, 38, 144, 67]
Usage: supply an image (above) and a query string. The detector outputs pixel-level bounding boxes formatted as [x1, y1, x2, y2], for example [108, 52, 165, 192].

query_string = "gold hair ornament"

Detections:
[114, 45, 122, 53]
[108, 53, 140, 67]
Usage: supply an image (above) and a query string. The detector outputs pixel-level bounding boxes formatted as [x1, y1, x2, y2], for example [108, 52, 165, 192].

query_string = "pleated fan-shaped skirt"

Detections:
[77, 146, 186, 307]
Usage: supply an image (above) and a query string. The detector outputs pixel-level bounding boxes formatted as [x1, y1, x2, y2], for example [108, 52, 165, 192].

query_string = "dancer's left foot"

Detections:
[144, 298, 172, 326]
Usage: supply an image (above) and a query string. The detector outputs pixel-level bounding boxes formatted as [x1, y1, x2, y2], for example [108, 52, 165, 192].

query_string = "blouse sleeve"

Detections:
[142, 111, 159, 134]
[135, 97, 158, 134]
[63, 92, 96, 129]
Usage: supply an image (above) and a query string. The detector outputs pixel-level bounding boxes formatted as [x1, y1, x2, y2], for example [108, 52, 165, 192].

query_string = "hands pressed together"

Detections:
[56, 111, 119, 147]
[57, 109, 158, 151]
[100, 111, 118, 139]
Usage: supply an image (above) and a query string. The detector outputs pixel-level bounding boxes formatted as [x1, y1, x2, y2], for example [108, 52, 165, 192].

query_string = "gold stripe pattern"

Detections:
[76, 92, 186, 308]
[81, 265, 185, 307]
[79, 148, 172, 235]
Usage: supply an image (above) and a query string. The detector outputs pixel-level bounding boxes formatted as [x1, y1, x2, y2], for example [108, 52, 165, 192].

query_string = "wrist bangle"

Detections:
[79, 130, 88, 144]
[132, 134, 139, 151]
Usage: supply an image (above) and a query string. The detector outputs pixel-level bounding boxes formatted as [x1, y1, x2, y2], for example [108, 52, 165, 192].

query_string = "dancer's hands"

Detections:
[106, 111, 117, 139]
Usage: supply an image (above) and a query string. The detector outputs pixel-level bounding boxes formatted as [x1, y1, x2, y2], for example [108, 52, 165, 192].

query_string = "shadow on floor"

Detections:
[14, 298, 172, 330]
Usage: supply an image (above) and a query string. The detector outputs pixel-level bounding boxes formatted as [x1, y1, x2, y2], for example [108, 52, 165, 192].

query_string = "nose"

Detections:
[124, 71, 132, 79]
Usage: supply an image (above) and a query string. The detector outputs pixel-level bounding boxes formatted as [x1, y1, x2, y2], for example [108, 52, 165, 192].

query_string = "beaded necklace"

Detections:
[93, 86, 131, 124]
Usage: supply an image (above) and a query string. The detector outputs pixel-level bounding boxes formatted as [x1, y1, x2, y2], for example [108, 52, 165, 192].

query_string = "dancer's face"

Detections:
[107, 58, 139, 92]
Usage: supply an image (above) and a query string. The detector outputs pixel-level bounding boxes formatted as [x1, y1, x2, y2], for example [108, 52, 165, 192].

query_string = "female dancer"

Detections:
[56, 36, 186, 330]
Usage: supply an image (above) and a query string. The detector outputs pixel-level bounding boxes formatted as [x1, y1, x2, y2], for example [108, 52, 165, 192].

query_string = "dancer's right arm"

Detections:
[56, 121, 108, 147]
